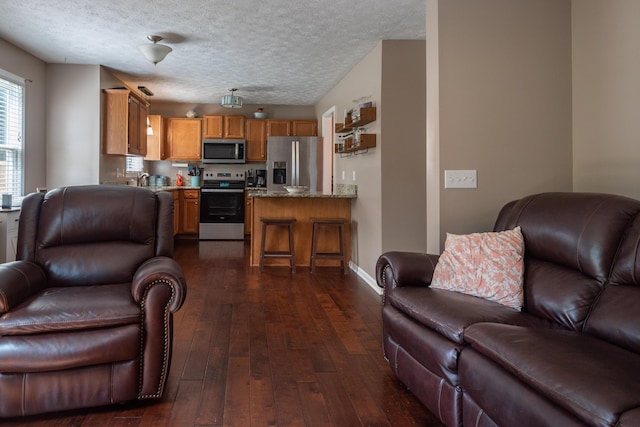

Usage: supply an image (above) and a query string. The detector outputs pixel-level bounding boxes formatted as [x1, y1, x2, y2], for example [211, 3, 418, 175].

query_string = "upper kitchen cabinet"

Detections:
[245, 119, 267, 162]
[266, 119, 318, 137]
[224, 115, 245, 138]
[145, 115, 166, 161]
[292, 120, 317, 136]
[103, 89, 149, 156]
[202, 115, 223, 138]
[266, 120, 291, 137]
[202, 114, 245, 139]
[166, 118, 202, 160]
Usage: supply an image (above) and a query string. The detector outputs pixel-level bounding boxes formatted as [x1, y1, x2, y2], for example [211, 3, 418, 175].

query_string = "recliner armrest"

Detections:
[376, 251, 440, 293]
[0, 261, 47, 313]
[131, 257, 187, 313]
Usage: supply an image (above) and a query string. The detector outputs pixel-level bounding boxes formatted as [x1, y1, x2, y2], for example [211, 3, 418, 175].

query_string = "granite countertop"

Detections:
[249, 191, 356, 199]
[145, 185, 200, 192]
[249, 183, 357, 199]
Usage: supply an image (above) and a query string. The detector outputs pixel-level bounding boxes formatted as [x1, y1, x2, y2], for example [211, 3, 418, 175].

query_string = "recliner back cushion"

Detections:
[495, 192, 640, 330]
[586, 214, 640, 353]
[35, 186, 158, 286]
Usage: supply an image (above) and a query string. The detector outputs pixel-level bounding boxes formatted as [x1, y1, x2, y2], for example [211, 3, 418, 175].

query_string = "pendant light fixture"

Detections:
[221, 88, 243, 109]
[138, 35, 172, 65]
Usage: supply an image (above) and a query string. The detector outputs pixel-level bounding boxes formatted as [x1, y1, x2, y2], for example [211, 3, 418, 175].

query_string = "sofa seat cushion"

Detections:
[464, 323, 640, 427]
[0, 284, 140, 336]
[387, 286, 553, 344]
[0, 323, 140, 373]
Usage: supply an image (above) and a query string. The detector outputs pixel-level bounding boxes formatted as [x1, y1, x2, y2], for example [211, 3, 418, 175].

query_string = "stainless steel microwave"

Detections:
[202, 139, 246, 164]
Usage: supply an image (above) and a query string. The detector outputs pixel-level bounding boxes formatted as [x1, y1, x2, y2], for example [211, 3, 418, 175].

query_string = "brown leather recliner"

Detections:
[0, 185, 187, 417]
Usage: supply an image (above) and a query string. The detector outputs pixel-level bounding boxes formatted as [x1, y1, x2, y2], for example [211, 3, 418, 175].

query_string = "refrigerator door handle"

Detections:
[291, 140, 300, 186]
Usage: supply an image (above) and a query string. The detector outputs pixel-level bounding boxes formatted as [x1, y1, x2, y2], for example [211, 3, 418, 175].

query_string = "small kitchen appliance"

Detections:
[202, 139, 246, 164]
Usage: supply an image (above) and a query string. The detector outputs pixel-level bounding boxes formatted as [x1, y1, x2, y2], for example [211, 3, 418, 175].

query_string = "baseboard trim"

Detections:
[349, 261, 383, 295]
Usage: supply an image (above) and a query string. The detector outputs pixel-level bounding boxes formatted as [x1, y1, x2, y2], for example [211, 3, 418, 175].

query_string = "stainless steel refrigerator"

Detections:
[266, 136, 322, 192]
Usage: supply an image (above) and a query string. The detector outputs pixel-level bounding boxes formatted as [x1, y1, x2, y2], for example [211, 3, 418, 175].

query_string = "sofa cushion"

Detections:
[0, 284, 140, 336]
[464, 323, 640, 427]
[387, 286, 553, 344]
[431, 227, 524, 310]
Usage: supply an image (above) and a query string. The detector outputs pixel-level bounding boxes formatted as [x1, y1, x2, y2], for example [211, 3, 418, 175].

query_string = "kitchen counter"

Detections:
[144, 185, 200, 192]
[249, 192, 353, 269]
[249, 191, 356, 199]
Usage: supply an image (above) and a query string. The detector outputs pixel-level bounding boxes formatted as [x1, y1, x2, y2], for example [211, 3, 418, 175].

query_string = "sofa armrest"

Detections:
[131, 256, 187, 313]
[131, 256, 187, 399]
[376, 251, 440, 293]
[0, 261, 47, 314]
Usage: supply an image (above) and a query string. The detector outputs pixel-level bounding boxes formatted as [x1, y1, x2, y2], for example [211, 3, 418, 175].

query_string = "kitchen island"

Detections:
[249, 190, 356, 269]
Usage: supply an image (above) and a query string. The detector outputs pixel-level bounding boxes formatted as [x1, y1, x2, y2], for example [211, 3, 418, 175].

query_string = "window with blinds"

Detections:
[0, 74, 24, 200]
[126, 156, 144, 172]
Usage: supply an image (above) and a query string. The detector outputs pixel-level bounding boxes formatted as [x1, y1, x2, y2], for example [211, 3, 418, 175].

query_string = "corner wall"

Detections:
[316, 40, 427, 280]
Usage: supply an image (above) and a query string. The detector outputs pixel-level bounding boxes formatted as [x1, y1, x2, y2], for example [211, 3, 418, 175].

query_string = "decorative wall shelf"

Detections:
[335, 133, 376, 156]
[335, 107, 376, 134]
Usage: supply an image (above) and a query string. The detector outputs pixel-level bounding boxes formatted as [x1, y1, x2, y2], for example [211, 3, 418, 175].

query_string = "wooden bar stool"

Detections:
[259, 218, 296, 273]
[310, 218, 348, 274]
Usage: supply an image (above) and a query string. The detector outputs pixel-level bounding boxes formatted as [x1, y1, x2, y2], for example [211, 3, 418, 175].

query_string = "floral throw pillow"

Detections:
[431, 227, 525, 310]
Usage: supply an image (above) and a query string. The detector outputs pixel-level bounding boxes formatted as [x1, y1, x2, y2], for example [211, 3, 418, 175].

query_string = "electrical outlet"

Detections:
[352, 171, 356, 181]
[444, 170, 477, 189]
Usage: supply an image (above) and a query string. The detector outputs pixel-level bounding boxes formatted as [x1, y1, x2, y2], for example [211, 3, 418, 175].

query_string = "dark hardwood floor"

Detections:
[4, 240, 442, 426]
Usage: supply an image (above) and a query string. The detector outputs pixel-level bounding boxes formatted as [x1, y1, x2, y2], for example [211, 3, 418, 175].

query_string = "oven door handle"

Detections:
[201, 189, 245, 193]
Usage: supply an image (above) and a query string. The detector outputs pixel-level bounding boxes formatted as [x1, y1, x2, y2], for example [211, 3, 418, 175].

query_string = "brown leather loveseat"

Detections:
[376, 192, 640, 427]
[0, 185, 187, 417]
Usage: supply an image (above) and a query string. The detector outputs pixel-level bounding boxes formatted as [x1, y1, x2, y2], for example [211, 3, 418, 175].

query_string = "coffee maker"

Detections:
[255, 169, 266, 188]
[246, 169, 255, 187]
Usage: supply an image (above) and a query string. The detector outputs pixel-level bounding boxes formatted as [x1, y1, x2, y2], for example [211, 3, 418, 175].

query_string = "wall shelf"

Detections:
[335, 133, 376, 156]
[335, 107, 376, 134]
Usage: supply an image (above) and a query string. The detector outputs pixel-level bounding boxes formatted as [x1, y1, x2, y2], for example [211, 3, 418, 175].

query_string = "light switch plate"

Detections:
[444, 170, 477, 189]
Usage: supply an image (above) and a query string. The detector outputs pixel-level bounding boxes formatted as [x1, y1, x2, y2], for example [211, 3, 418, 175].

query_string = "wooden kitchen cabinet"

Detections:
[202, 114, 245, 139]
[224, 115, 245, 138]
[244, 190, 253, 235]
[180, 189, 200, 235]
[202, 115, 223, 138]
[166, 118, 202, 160]
[170, 190, 180, 235]
[245, 119, 267, 162]
[103, 89, 149, 156]
[145, 115, 165, 160]
[292, 120, 317, 136]
[266, 120, 291, 137]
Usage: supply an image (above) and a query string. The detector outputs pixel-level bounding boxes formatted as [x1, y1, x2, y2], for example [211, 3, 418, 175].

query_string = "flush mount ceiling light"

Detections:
[221, 88, 243, 109]
[138, 35, 172, 65]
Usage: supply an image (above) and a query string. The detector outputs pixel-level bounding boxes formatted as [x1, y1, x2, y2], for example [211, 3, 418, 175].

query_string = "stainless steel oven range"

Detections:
[199, 171, 245, 240]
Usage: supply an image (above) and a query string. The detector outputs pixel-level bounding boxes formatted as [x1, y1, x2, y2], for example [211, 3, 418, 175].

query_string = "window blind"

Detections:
[0, 74, 24, 200]
[126, 156, 144, 172]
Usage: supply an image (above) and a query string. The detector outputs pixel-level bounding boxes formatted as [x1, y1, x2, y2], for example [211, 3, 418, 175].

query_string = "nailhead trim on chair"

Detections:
[138, 279, 175, 399]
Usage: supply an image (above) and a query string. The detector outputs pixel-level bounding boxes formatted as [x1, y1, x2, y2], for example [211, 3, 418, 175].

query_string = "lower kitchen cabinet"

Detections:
[180, 189, 200, 235]
[170, 190, 180, 235]
[0, 210, 20, 263]
[244, 190, 253, 235]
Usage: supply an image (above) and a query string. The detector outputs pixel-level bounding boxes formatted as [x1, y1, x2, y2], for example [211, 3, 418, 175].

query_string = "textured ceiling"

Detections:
[0, 0, 426, 105]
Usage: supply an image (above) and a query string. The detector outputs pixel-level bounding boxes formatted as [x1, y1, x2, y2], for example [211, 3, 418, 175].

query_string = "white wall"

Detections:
[47, 64, 101, 187]
[0, 38, 47, 194]
[572, 0, 640, 199]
